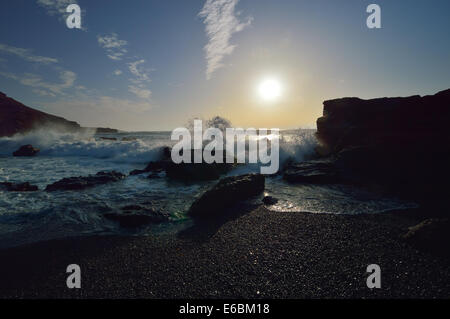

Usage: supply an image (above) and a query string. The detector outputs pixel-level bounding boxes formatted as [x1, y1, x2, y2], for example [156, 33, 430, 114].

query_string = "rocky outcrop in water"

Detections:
[283, 159, 339, 184]
[129, 147, 171, 176]
[314, 88, 450, 199]
[262, 196, 278, 206]
[129, 147, 236, 181]
[0, 182, 38, 192]
[104, 206, 169, 228]
[316, 89, 450, 155]
[12, 145, 40, 157]
[45, 171, 126, 191]
[95, 128, 119, 134]
[166, 149, 236, 181]
[188, 174, 265, 219]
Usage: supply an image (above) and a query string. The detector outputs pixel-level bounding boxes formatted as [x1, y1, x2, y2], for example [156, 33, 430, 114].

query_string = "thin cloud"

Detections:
[128, 59, 151, 82]
[0, 70, 77, 96]
[128, 85, 152, 99]
[0, 43, 58, 64]
[97, 34, 153, 101]
[98, 33, 128, 61]
[199, 0, 252, 80]
[127, 59, 152, 99]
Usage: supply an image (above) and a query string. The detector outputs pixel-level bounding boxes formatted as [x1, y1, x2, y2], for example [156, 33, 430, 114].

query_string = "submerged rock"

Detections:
[45, 171, 126, 191]
[129, 147, 171, 176]
[166, 161, 234, 181]
[0, 182, 38, 192]
[99, 137, 117, 141]
[188, 174, 265, 219]
[402, 219, 450, 259]
[283, 159, 339, 184]
[13, 145, 40, 157]
[104, 209, 169, 228]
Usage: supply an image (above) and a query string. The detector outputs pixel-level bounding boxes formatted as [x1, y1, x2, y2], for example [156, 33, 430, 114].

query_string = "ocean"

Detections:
[0, 129, 416, 248]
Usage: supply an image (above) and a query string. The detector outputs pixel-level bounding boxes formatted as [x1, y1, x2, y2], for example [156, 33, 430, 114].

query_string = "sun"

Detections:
[258, 78, 282, 102]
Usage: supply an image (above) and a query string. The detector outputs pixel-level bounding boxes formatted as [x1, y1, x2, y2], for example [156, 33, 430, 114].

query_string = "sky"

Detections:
[0, 0, 449, 131]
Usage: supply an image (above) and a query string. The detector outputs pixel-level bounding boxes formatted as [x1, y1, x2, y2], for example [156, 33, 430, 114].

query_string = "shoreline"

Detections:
[0, 206, 449, 299]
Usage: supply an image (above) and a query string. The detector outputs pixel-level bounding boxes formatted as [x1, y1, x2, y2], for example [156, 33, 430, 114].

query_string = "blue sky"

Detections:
[1, 0, 449, 131]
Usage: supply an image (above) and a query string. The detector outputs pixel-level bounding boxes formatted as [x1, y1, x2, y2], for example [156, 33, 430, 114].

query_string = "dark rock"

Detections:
[129, 169, 147, 176]
[147, 172, 163, 179]
[129, 147, 172, 176]
[283, 159, 339, 184]
[13, 145, 40, 157]
[166, 161, 234, 181]
[99, 137, 117, 141]
[166, 148, 237, 182]
[95, 128, 119, 134]
[402, 219, 450, 259]
[121, 205, 144, 211]
[315, 88, 450, 200]
[188, 174, 265, 219]
[262, 196, 278, 205]
[0, 182, 38, 192]
[46, 171, 126, 191]
[0, 92, 81, 137]
[104, 209, 169, 228]
[316, 89, 450, 154]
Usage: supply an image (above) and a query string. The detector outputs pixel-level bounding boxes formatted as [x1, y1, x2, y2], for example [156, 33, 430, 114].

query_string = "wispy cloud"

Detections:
[97, 34, 153, 101]
[98, 33, 128, 61]
[0, 43, 58, 64]
[37, 0, 78, 20]
[199, 0, 252, 80]
[128, 59, 151, 82]
[0, 70, 77, 97]
[128, 85, 152, 99]
[127, 59, 152, 99]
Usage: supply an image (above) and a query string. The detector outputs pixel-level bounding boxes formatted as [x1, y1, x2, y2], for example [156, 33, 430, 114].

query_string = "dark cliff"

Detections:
[316, 89, 450, 155]
[315, 88, 450, 201]
[0, 92, 82, 137]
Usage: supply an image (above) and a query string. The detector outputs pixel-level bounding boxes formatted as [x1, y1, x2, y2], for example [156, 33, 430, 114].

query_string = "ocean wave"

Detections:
[0, 128, 318, 167]
[0, 129, 169, 164]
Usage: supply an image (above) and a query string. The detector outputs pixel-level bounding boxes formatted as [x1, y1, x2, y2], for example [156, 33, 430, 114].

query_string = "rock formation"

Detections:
[313, 88, 450, 200]
[0, 92, 81, 137]
[12, 145, 40, 157]
[45, 171, 126, 191]
[188, 174, 265, 219]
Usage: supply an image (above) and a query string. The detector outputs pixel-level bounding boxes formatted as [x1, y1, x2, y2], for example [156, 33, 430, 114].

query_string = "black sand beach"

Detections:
[1, 206, 449, 299]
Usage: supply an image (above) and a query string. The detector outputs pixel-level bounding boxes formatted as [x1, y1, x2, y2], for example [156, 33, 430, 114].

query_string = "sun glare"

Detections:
[258, 78, 282, 102]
